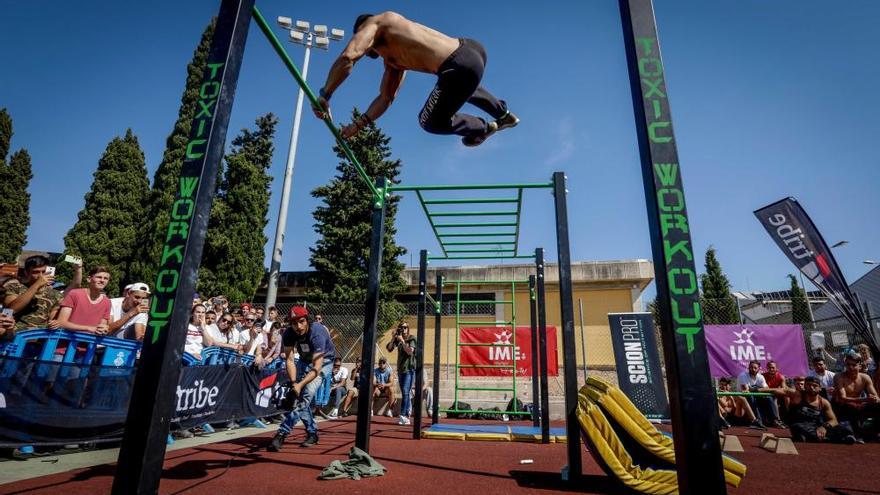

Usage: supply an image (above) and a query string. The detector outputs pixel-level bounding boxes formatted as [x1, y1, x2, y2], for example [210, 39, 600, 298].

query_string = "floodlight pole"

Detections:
[266, 24, 342, 308]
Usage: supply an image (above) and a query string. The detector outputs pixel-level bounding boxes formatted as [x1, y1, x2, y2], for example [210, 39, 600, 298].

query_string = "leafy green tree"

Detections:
[308, 110, 407, 332]
[700, 246, 740, 324]
[789, 274, 813, 325]
[0, 108, 33, 263]
[61, 130, 150, 295]
[130, 20, 215, 285]
[197, 114, 277, 302]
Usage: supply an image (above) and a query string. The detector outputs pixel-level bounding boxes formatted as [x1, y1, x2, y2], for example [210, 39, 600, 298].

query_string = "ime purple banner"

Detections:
[705, 324, 809, 378]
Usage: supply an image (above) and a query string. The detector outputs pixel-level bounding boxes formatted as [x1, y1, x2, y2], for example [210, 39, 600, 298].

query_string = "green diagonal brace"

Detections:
[251, 6, 383, 207]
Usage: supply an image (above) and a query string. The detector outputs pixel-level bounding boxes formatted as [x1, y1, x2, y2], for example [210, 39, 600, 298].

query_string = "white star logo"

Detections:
[732, 328, 755, 345]
[494, 329, 513, 345]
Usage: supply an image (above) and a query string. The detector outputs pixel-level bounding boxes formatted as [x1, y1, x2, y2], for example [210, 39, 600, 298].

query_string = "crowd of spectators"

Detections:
[718, 351, 880, 444]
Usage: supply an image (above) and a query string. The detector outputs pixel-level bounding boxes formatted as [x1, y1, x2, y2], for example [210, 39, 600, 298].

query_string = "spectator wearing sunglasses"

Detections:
[205, 312, 245, 352]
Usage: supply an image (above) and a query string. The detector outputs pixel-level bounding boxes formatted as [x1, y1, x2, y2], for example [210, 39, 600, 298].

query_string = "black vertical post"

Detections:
[552, 171, 581, 481]
[619, 1, 726, 493]
[413, 250, 428, 439]
[432, 274, 443, 424]
[535, 248, 550, 444]
[112, 1, 253, 493]
[355, 177, 388, 452]
[529, 275, 540, 427]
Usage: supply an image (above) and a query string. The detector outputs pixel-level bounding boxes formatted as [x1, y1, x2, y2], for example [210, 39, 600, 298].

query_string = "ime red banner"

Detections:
[459, 326, 558, 377]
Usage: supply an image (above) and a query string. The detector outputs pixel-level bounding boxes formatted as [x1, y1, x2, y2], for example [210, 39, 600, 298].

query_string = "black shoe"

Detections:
[268, 433, 286, 452]
[462, 121, 498, 147]
[495, 111, 520, 131]
[720, 419, 731, 430]
[749, 420, 767, 431]
[316, 409, 330, 420]
[299, 433, 319, 448]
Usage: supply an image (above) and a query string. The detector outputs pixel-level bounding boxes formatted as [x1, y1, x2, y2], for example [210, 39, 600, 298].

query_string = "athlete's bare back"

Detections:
[365, 12, 460, 74]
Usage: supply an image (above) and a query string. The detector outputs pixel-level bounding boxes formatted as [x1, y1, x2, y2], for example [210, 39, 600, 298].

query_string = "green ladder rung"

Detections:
[428, 211, 519, 217]
[458, 321, 513, 325]
[434, 221, 518, 228]
[445, 248, 515, 254]
[441, 241, 516, 246]
[437, 232, 516, 237]
[458, 300, 513, 305]
[423, 197, 519, 205]
[457, 387, 516, 392]
[457, 364, 514, 369]
[458, 342, 514, 347]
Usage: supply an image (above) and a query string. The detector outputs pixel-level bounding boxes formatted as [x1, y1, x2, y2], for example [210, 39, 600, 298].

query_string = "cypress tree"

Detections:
[700, 246, 740, 324]
[0, 108, 33, 263]
[197, 114, 277, 302]
[308, 110, 407, 329]
[789, 274, 812, 325]
[61, 130, 150, 295]
[130, 20, 215, 285]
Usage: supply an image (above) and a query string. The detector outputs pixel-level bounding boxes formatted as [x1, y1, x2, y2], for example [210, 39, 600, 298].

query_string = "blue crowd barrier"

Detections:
[0, 329, 140, 378]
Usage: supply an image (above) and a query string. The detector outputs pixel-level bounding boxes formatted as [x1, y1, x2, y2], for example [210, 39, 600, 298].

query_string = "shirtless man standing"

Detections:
[313, 12, 518, 147]
[833, 353, 880, 438]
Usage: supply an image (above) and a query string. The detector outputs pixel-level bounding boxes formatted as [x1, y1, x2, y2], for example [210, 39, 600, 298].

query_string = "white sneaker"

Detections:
[399, 416, 411, 425]
[328, 409, 338, 419]
[385, 409, 394, 417]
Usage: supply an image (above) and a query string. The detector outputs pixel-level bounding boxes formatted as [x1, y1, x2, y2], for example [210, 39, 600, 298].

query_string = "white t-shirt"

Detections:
[109, 297, 148, 340]
[807, 369, 835, 389]
[185, 324, 204, 356]
[204, 323, 222, 345]
[737, 371, 768, 390]
[246, 331, 265, 356]
[332, 366, 349, 386]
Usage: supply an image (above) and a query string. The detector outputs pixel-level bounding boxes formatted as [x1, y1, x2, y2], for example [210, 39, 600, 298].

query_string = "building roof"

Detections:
[812, 265, 880, 322]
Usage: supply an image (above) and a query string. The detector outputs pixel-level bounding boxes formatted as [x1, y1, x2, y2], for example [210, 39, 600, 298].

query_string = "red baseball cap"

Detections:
[288, 306, 309, 321]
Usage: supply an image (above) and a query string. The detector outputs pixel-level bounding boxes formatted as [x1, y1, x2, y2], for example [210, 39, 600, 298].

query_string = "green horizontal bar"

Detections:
[449, 280, 530, 285]
[434, 222, 518, 228]
[717, 391, 773, 397]
[458, 300, 513, 304]
[437, 232, 516, 237]
[445, 248, 515, 254]
[391, 182, 553, 192]
[439, 408, 532, 415]
[458, 342, 515, 347]
[457, 321, 513, 325]
[422, 198, 519, 205]
[429, 255, 536, 260]
[441, 241, 517, 246]
[457, 386, 515, 391]
[428, 211, 519, 217]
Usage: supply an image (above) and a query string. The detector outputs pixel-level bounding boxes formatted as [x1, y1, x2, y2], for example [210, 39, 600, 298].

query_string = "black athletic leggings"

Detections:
[418, 38, 507, 139]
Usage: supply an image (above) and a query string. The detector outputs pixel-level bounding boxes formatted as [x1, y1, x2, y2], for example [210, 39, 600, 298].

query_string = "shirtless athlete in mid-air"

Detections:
[312, 12, 518, 147]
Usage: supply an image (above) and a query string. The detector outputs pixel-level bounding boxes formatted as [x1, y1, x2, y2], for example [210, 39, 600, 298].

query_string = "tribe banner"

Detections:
[705, 324, 809, 378]
[607, 313, 669, 420]
[0, 357, 287, 446]
[459, 326, 558, 377]
[754, 198, 876, 353]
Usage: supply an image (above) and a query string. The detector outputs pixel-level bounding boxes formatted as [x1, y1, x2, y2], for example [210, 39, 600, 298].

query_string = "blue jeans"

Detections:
[398, 369, 415, 416]
[331, 386, 346, 408]
[279, 362, 332, 436]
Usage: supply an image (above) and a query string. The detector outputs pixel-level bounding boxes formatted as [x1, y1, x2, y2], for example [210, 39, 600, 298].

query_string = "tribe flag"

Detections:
[754, 198, 877, 354]
[459, 326, 558, 377]
[705, 324, 810, 378]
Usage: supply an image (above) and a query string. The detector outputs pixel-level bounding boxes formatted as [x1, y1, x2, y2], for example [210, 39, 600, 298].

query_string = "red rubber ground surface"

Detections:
[2, 419, 879, 495]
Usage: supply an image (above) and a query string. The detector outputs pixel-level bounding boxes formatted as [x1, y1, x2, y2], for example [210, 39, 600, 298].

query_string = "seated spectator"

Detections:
[205, 312, 245, 352]
[109, 282, 150, 340]
[185, 304, 208, 360]
[3, 255, 64, 330]
[717, 377, 764, 430]
[856, 344, 876, 375]
[832, 353, 880, 440]
[243, 312, 269, 367]
[263, 306, 279, 331]
[737, 360, 785, 428]
[260, 321, 283, 363]
[763, 360, 788, 418]
[49, 266, 112, 335]
[327, 357, 349, 419]
[786, 376, 858, 444]
[340, 358, 363, 417]
[0, 311, 15, 341]
[373, 357, 395, 417]
[807, 357, 835, 398]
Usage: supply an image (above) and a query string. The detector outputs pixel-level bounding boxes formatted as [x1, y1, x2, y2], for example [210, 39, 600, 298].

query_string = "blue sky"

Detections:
[2, 0, 878, 298]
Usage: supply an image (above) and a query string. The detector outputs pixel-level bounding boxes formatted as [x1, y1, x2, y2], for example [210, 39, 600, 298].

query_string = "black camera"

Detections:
[271, 381, 298, 410]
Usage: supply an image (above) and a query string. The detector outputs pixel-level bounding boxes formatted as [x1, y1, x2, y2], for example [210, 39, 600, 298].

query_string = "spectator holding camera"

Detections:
[185, 304, 209, 360]
[0, 310, 15, 341]
[3, 255, 64, 331]
[327, 357, 349, 419]
[109, 282, 150, 340]
[49, 266, 112, 335]
[386, 321, 417, 425]
[340, 358, 363, 417]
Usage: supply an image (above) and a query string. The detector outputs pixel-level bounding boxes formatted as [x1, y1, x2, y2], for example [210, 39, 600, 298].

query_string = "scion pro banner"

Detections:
[608, 313, 669, 420]
[705, 324, 809, 378]
[754, 198, 876, 352]
[459, 326, 558, 377]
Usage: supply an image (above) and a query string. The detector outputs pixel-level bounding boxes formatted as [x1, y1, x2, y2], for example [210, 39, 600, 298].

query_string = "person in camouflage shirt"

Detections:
[2, 255, 63, 331]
